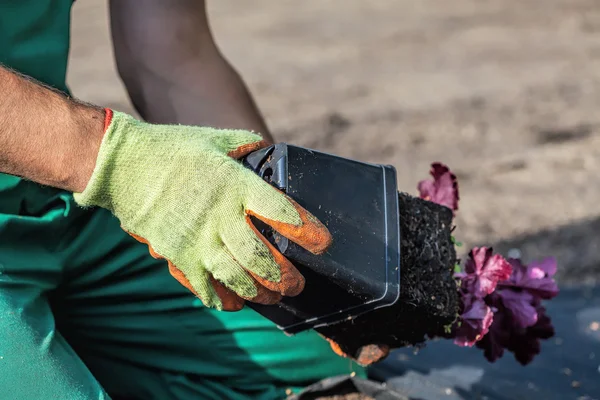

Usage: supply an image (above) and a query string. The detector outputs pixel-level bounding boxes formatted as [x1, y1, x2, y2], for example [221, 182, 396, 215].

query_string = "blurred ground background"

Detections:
[68, 0, 600, 286]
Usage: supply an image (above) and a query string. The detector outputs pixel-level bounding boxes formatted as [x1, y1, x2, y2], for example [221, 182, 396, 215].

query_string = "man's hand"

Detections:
[73, 109, 332, 310]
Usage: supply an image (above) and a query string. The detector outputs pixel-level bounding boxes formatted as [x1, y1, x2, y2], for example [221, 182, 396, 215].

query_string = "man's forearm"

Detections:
[0, 66, 105, 192]
[120, 56, 273, 143]
[109, 0, 274, 143]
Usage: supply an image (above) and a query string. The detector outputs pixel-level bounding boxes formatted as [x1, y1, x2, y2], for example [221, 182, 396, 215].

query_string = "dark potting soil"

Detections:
[316, 193, 459, 363]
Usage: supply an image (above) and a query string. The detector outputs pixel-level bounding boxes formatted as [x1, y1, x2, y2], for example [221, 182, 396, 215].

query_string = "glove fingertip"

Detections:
[243, 215, 306, 297]
[168, 264, 224, 311]
[355, 344, 390, 366]
[246, 280, 283, 305]
[210, 277, 246, 311]
[326, 338, 349, 358]
[322, 335, 389, 366]
[293, 201, 333, 255]
[227, 139, 270, 159]
[247, 197, 333, 256]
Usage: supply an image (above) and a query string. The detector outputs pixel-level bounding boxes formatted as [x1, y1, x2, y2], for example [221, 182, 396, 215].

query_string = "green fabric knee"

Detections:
[0, 181, 365, 399]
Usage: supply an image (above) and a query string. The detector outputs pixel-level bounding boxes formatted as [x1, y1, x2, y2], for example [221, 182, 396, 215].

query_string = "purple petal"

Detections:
[510, 332, 542, 365]
[528, 306, 555, 339]
[417, 162, 459, 213]
[506, 258, 527, 283]
[454, 295, 494, 347]
[476, 315, 508, 362]
[473, 296, 556, 365]
[530, 257, 557, 277]
[501, 257, 559, 300]
[529, 267, 546, 280]
[498, 289, 538, 329]
[474, 295, 510, 362]
[463, 248, 512, 297]
[454, 271, 467, 280]
[507, 306, 555, 365]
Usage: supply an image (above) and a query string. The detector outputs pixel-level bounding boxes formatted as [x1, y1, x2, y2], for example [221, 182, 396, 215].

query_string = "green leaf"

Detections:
[451, 236, 463, 247]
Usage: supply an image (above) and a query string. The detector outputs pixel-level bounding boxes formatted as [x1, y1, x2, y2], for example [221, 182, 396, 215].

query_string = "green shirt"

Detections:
[0, 0, 73, 190]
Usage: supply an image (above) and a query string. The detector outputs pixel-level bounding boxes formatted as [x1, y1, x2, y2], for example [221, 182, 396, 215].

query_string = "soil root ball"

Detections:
[316, 193, 459, 363]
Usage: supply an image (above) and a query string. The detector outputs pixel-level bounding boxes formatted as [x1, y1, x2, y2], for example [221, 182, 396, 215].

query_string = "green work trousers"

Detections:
[0, 177, 363, 399]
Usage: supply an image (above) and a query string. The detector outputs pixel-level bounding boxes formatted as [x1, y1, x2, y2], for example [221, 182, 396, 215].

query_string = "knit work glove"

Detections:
[74, 110, 332, 311]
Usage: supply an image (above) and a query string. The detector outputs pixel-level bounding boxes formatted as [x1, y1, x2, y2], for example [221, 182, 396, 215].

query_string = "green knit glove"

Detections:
[74, 110, 332, 311]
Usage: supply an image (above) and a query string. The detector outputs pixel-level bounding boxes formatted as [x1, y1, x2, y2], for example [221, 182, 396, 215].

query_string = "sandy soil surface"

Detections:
[68, 0, 600, 285]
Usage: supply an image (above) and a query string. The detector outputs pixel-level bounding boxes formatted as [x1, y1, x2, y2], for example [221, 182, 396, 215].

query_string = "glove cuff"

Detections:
[103, 108, 114, 132]
[72, 109, 129, 208]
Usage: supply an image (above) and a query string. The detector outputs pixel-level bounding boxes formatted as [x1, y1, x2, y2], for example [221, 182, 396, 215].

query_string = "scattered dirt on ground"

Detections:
[316, 394, 374, 400]
[68, 0, 600, 285]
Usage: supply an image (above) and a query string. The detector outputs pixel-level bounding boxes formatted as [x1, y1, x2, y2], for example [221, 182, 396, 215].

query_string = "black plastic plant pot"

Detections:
[244, 144, 459, 364]
[243, 144, 402, 334]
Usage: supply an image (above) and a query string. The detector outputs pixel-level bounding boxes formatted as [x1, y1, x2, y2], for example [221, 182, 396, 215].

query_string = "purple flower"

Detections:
[500, 257, 559, 300]
[475, 294, 509, 362]
[453, 248, 511, 347]
[418, 162, 459, 214]
[478, 300, 555, 365]
[415, 159, 559, 365]
[469, 257, 559, 365]
[459, 247, 513, 297]
[508, 305, 555, 365]
[454, 294, 494, 347]
[493, 257, 559, 330]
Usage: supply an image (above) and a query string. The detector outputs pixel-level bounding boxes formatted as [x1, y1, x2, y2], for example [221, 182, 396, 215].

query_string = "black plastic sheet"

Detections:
[369, 286, 600, 400]
[289, 375, 408, 400]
